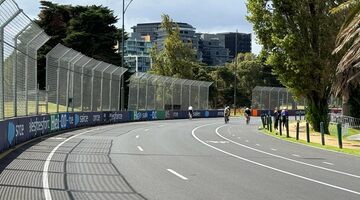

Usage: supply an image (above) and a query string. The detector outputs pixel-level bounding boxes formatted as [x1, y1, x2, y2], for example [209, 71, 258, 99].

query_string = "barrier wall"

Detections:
[0, 110, 224, 153]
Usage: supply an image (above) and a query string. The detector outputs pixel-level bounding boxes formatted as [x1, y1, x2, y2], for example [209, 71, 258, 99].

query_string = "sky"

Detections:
[20, 0, 262, 54]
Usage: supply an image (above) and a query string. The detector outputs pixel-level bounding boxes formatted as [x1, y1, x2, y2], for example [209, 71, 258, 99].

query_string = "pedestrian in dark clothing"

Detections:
[274, 107, 280, 130]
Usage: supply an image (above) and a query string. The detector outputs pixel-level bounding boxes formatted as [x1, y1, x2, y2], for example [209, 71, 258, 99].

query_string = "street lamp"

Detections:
[233, 29, 238, 115]
[121, 0, 134, 110]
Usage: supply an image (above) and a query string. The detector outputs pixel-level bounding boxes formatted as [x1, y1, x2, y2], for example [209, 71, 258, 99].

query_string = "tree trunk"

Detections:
[342, 89, 350, 116]
[306, 95, 330, 134]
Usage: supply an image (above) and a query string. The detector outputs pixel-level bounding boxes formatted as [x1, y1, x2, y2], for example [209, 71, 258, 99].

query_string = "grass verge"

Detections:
[259, 127, 360, 157]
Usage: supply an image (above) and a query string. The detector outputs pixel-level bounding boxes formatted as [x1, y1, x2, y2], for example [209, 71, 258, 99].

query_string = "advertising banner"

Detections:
[0, 120, 9, 152]
[108, 111, 130, 123]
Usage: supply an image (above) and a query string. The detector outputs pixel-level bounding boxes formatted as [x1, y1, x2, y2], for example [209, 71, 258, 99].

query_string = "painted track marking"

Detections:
[167, 169, 188, 180]
[323, 162, 334, 166]
[192, 124, 360, 196]
[216, 125, 360, 179]
[137, 146, 144, 152]
[43, 128, 100, 200]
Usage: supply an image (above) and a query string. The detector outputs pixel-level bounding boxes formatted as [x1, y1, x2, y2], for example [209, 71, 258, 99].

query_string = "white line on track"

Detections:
[323, 162, 334, 166]
[167, 169, 188, 180]
[256, 144, 261, 146]
[144, 129, 149, 132]
[271, 148, 277, 151]
[191, 124, 360, 196]
[159, 125, 165, 127]
[215, 125, 360, 179]
[136, 135, 140, 139]
[292, 154, 301, 157]
[43, 128, 100, 200]
[137, 146, 144, 152]
[245, 140, 249, 143]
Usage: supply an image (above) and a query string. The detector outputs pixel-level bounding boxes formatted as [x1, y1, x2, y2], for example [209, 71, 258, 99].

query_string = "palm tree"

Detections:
[331, 0, 360, 115]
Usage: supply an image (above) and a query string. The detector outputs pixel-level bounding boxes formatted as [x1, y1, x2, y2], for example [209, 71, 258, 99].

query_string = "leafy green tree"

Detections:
[247, 0, 344, 133]
[36, 1, 124, 88]
[150, 14, 201, 79]
[331, 0, 360, 117]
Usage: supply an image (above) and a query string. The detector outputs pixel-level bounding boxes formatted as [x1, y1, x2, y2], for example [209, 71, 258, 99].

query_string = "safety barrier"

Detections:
[0, 110, 224, 153]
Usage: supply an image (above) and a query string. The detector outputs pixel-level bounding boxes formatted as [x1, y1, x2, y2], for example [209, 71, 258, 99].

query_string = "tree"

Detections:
[331, 0, 360, 117]
[36, 1, 124, 88]
[150, 14, 201, 79]
[247, 0, 344, 133]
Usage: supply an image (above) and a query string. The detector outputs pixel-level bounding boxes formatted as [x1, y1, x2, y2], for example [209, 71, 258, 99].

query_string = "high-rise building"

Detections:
[216, 32, 251, 59]
[124, 33, 152, 72]
[198, 34, 229, 66]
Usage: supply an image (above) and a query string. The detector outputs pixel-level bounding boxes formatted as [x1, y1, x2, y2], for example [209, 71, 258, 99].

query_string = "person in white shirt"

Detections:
[188, 105, 193, 119]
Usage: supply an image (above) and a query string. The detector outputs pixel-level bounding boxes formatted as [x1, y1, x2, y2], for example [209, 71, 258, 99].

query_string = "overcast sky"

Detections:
[21, 0, 261, 54]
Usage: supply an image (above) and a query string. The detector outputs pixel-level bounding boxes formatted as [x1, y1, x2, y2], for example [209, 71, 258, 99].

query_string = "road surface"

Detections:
[0, 117, 360, 200]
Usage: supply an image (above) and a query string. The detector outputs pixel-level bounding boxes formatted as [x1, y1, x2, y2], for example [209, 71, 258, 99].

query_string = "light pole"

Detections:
[233, 29, 238, 115]
[121, 0, 134, 110]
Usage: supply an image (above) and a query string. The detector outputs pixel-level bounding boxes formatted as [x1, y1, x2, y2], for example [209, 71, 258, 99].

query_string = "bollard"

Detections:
[337, 123, 343, 149]
[296, 121, 300, 140]
[320, 122, 325, 145]
[306, 122, 310, 143]
[286, 116, 289, 138]
[261, 115, 266, 128]
[269, 116, 273, 132]
[279, 119, 282, 136]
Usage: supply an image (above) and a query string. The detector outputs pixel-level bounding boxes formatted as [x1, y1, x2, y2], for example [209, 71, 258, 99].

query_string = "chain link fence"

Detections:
[0, 0, 50, 120]
[46, 44, 127, 113]
[128, 72, 212, 111]
[252, 86, 306, 110]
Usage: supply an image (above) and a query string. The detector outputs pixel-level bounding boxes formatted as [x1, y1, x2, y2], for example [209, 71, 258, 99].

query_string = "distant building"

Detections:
[198, 34, 229, 66]
[216, 32, 252, 59]
[132, 22, 199, 50]
[124, 33, 152, 72]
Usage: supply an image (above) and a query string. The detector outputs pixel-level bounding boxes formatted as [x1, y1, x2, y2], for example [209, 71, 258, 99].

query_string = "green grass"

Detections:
[259, 127, 360, 157]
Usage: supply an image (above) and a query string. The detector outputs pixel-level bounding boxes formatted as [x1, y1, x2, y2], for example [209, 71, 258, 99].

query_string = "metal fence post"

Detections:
[66, 52, 81, 112]
[56, 49, 72, 113]
[145, 77, 149, 110]
[162, 78, 167, 110]
[80, 58, 93, 111]
[189, 81, 194, 108]
[198, 83, 201, 110]
[71, 55, 84, 112]
[108, 67, 118, 111]
[100, 64, 111, 111]
[91, 62, 103, 111]
[0, 9, 21, 119]
[13, 22, 31, 117]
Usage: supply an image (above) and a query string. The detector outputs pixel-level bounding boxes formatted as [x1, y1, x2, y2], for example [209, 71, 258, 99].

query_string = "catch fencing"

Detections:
[128, 72, 212, 111]
[0, 0, 50, 119]
[252, 86, 306, 110]
[46, 44, 127, 113]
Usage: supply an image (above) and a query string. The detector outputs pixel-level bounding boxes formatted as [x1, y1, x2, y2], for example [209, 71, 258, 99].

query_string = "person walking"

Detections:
[274, 107, 280, 130]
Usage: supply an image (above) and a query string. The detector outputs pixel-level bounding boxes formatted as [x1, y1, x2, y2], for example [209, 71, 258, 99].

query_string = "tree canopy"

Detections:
[247, 0, 344, 132]
[36, 1, 124, 87]
[149, 14, 201, 79]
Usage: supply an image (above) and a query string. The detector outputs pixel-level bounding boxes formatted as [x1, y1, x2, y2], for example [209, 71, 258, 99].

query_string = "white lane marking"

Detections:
[206, 140, 229, 144]
[137, 146, 144, 152]
[215, 126, 360, 179]
[245, 140, 249, 143]
[292, 154, 301, 158]
[271, 148, 277, 151]
[323, 162, 334, 166]
[238, 137, 241, 139]
[49, 137, 65, 140]
[144, 129, 149, 132]
[159, 125, 165, 127]
[192, 124, 360, 196]
[43, 128, 100, 200]
[256, 144, 261, 146]
[167, 169, 188, 180]
[136, 135, 140, 139]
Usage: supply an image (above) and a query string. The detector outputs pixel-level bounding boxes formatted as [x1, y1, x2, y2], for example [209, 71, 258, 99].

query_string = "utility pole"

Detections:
[121, 0, 134, 111]
[234, 30, 238, 115]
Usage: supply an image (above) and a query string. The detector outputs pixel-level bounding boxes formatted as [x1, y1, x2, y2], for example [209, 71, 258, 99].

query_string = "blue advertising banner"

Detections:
[0, 120, 9, 152]
[108, 111, 130, 123]
[28, 115, 51, 138]
[172, 111, 188, 119]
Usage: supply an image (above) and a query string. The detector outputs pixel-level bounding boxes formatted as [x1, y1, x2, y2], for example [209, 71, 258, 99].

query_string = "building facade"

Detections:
[198, 34, 229, 66]
[124, 33, 152, 72]
[217, 32, 252, 59]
